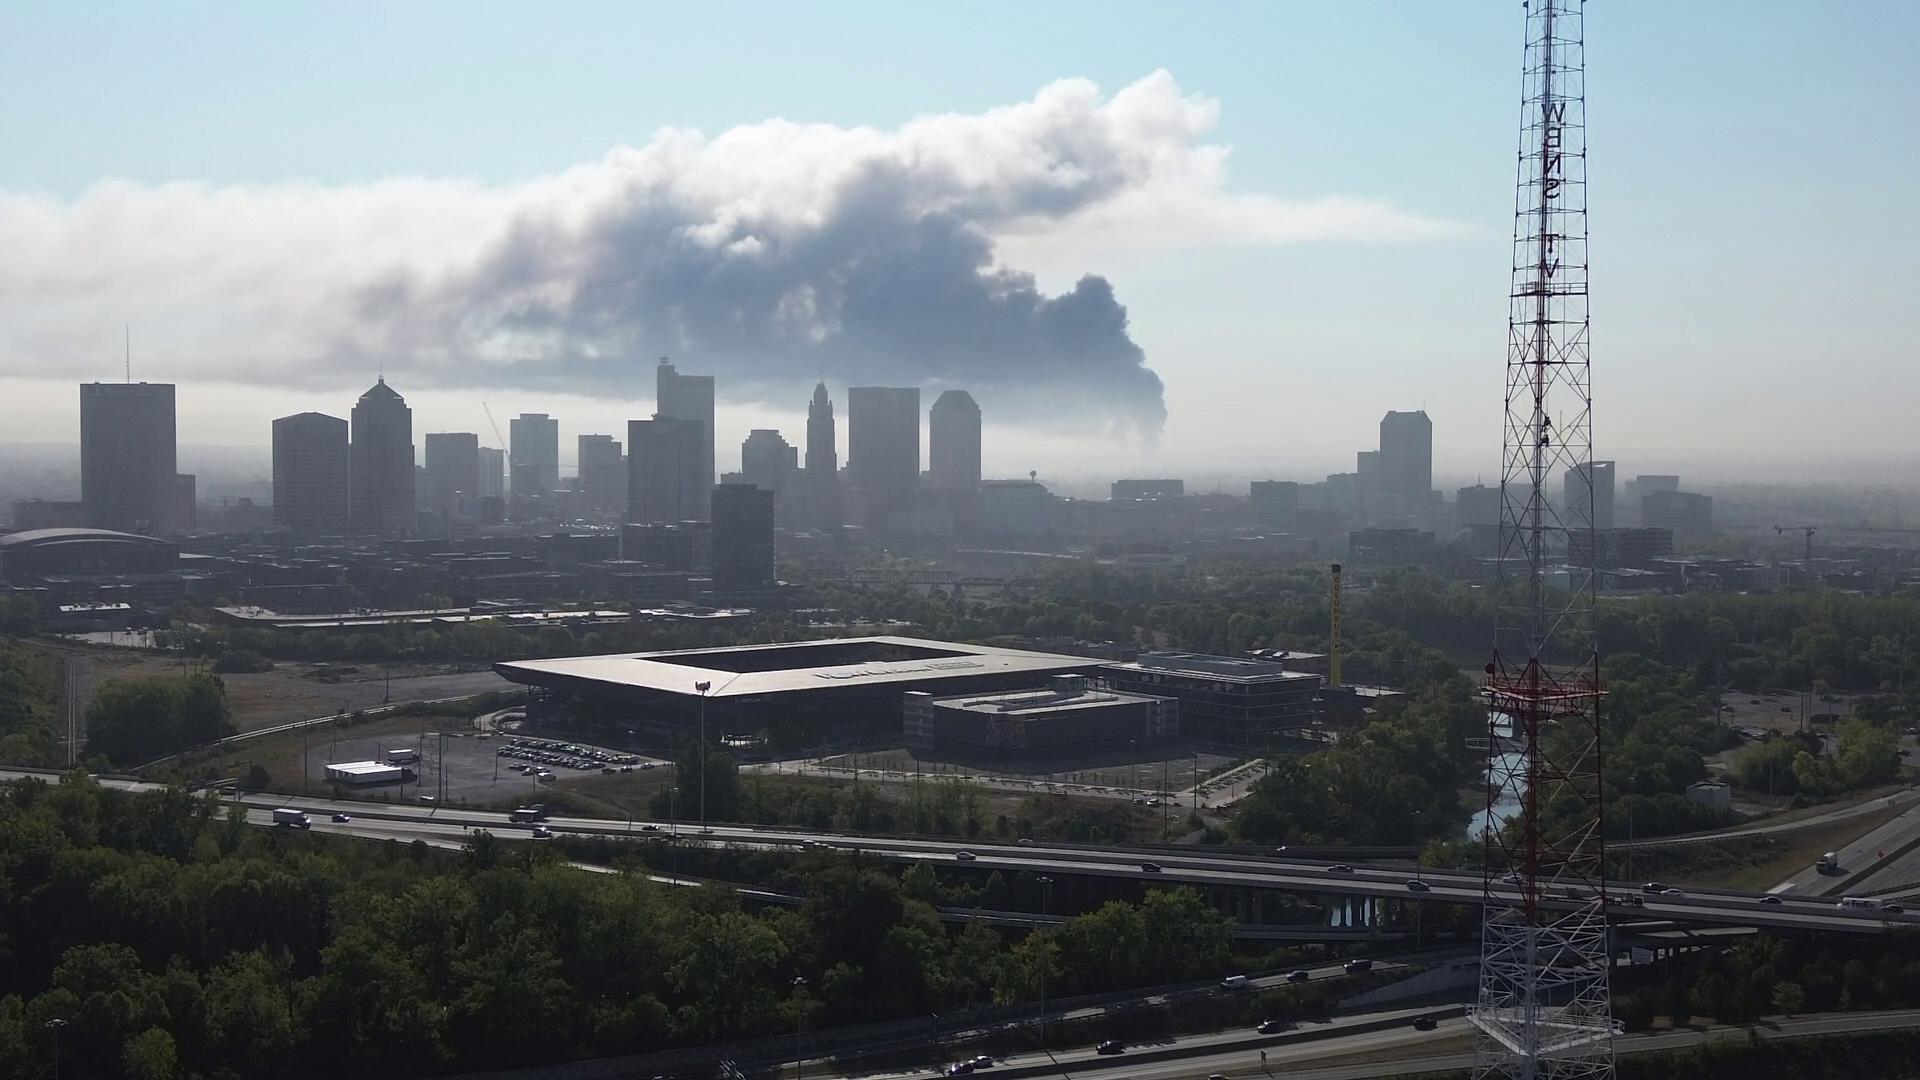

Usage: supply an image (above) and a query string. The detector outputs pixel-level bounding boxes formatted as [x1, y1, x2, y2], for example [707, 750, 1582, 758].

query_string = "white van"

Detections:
[1218, 974, 1250, 991]
[1837, 896, 1882, 912]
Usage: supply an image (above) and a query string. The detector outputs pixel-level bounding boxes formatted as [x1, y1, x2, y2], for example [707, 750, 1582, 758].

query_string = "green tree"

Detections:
[122, 1026, 180, 1080]
[1770, 980, 1806, 1015]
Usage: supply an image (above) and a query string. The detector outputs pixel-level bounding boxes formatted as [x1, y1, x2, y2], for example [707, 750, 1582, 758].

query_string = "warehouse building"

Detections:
[324, 761, 407, 786]
[1102, 651, 1322, 748]
[903, 674, 1177, 754]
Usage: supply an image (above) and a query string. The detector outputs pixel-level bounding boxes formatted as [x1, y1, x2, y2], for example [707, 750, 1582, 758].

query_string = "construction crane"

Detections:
[481, 402, 507, 449]
[1774, 525, 1817, 587]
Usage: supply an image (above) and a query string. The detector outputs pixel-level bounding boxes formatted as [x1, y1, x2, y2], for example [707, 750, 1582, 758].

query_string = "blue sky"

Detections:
[2, 2, 1916, 482]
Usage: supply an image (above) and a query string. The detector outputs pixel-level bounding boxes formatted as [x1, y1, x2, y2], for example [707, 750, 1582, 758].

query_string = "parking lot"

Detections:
[297, 727, 670, 807]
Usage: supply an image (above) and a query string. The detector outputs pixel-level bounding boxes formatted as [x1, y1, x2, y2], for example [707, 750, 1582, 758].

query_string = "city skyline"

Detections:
[3, 6, 1916, 480]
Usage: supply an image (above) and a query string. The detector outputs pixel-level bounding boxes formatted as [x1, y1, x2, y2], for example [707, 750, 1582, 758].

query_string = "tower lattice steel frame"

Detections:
[1471, 2, 1614, 1079]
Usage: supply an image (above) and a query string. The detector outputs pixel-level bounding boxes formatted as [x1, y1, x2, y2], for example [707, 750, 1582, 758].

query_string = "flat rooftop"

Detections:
[495, 635, 1111, 698]
[920, 684, 1167, 717]
[1109, 651, 1321, 685]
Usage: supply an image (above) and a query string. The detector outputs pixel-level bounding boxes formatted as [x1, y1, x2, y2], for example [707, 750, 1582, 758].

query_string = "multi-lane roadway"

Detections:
[3, 767, 1913, 935]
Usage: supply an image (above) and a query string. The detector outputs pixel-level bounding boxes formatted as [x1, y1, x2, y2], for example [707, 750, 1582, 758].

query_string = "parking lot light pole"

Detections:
[46, 1017, 67, 1080]
[1036, 875, 1053, 1049]
[792, 976, 808, 1080]
[696, 681, 713, 834]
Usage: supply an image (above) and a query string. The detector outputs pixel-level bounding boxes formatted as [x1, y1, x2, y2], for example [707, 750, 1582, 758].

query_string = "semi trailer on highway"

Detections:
[272, 808, 312, 829]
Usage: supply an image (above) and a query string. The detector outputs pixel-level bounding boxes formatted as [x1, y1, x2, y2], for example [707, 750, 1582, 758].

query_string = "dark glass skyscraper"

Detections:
[848, 386, 919, 532]
[273, 411, 350, 536]
[80, 381, 178, 534]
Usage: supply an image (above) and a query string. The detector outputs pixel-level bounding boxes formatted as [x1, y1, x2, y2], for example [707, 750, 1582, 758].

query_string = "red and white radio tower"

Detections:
[1472, 1, 1614, 1079]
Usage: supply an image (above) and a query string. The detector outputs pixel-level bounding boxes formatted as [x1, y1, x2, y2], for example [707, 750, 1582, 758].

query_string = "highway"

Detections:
[5, 768, 1916, 935]
[1771, 798, 1920, 898]
[875, 1008, 1920, 1080]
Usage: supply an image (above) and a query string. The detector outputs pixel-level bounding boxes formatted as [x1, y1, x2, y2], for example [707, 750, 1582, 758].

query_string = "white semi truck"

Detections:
[272, 807, 312, 829]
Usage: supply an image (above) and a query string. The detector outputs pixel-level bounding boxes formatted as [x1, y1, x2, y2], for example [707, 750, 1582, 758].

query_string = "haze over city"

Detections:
[3, 4, 1916, 481]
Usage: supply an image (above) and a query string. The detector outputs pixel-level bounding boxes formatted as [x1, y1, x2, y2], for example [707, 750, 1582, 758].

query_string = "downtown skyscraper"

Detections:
[80, 381, 179, 534]
[805, 381, 840, 531]
[273, 411, 350, 536]
[928, 390, 981, 492]
[656, 360, 715, 521]
[349, 378, 415, 536]
[847, 386, 919, 533]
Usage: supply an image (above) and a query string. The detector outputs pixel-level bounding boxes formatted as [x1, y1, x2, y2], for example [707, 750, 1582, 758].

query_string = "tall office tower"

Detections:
[1378, 410, 1434, 507]
[1248, 480, 1299, 534]
[847, 386, 920, 532]
[627, 417, 707, 524]
[1456, 483, 1502, 528]
[578, 434, 625, 512]
[273, 412, 349, 536]
[656, 360, 715, 520]
[509, 413, 560, 502]
[348, 377, 415, 537]
[805, 382, 840, 531]
[740, 429, 798, 494]
[928, 390, 982, 491]
[423, 432, 481, 516]
[79, 381, 178, 534]
[477, 447, 506, 498]
[1563, 460, 1616, 531]
[712, 483, 776, 593]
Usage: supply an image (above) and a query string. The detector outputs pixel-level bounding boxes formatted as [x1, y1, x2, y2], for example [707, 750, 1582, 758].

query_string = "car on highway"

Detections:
[1286, 969, 1311, 983]
[530, 825, 553, 839]
[1140, 862, 1163, 873]
[1326, 863, 1354, 874]
[1257, 1019, 1287, 1034]
[1208, 1074, 1228, 1080]
[1756, 895, 1783, 905]
[1406, 878, 1431, 892]
[331, 812, 352, 823]
[1887, 903, 1908, 914]
[955, 851, 976, 862]
[1095, 1041, 1125, 1056]
[640, 824, 660, 832]
[1661, 887, 1685, 897]
[969, 1056, 993, 1070]
[944, 1062, 973, 1076]
[1018, 838, 1035, 846]
[1343, 959, 1374, 974]
[1640, 881, 1668, 893]
[1413, 1017, 1439, 1031]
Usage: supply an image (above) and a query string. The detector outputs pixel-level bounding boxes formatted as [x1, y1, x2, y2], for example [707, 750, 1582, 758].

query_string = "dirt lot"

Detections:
[42, 641, 514, 734]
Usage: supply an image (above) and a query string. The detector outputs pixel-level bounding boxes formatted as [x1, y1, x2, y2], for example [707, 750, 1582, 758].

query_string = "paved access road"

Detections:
[1770, 798, 1920, 897]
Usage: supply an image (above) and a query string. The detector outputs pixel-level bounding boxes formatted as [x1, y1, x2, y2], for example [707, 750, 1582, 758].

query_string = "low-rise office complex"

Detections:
[1103, 651, 1323, 747]
[903, 674, 1178, 754]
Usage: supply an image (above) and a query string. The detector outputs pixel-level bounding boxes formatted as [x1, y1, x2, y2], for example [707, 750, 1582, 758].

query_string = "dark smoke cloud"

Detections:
[1, 71, 1457, 441]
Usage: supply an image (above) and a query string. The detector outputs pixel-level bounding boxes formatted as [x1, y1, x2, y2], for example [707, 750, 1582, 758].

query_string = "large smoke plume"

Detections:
[0, 71, 1456, 440]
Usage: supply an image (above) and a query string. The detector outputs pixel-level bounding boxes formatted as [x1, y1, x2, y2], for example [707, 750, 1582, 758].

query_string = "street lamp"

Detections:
[695, 680, 713, 834]
[792, 976, 809, 1080]
[46, 1018, 67, 1080]
[1036, 875, 1053, 1050]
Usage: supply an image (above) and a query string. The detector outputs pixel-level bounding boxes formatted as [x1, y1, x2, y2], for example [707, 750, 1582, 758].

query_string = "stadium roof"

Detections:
[0, 528, 173, 549]
[1108, 651, 1321, 685]
[495, 635, 1111, 698]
